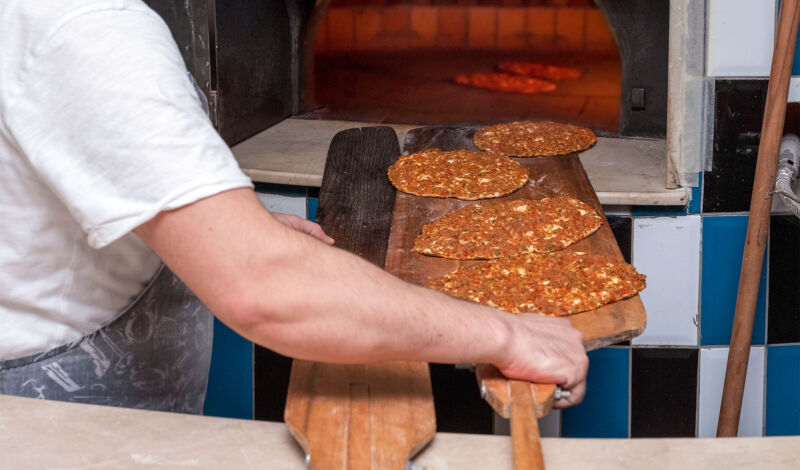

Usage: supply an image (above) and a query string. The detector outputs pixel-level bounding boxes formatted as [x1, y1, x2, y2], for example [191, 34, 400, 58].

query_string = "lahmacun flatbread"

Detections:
[428, 251, 646, 316]
[474, 121, 597, 157]
[413, 197, 602, 259]
[454, 73, 556, 94]
[387, 149, 529, 200]
[497, 62, 581, 81]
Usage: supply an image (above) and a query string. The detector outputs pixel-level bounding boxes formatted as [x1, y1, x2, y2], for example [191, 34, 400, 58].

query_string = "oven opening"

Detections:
[307, 1, 621, 133]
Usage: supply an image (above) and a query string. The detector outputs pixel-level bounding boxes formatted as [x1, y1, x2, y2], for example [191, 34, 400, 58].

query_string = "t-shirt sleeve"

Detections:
[5, 6, 254, 249]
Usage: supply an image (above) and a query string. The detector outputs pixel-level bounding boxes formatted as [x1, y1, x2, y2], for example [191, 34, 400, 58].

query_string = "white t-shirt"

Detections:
[0, 0, 253, 360]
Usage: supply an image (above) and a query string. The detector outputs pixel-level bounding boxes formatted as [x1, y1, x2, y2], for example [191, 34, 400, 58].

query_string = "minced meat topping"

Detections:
[473, 121, 597, 157]
[387, 148, 529, 199]
[413, 197, 602, 259]
[428, 251, 646, 316]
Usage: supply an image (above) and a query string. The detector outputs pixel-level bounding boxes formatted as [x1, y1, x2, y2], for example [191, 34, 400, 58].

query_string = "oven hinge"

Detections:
[208, 90, 219, 129]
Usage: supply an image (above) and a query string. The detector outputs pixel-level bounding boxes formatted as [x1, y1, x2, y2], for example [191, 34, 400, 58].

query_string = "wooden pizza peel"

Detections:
[284, 125, 646, 469]
[391, 126, 648, 469]
[284, 127, 436, 470]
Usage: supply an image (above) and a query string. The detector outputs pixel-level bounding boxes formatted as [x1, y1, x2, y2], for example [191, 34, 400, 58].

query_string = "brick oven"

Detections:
[307, 0, 670, 137]
[145, 0, 671, 145]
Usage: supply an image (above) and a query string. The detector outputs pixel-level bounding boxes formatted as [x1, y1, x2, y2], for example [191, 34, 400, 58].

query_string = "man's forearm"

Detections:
[232, 226, 514, 367]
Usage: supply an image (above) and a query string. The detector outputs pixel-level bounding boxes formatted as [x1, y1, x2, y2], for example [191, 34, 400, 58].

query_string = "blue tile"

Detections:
[307, 197, 319, 222]
[561, 348, 629, 438]
[793, 0, 800, 77]
[203, 318, 253, 419]
[631, 206, 686, 217]
[688, 173, 702, 214]
[766, 345, 800, 436]
[700, 216, 767, 345]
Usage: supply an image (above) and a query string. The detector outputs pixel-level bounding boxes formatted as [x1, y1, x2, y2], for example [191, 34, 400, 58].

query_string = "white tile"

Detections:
[788, 77, 800, 103]
[707, 0, 776, 77]
[255, 192, 307, 218]
[698, 346, 765, 437]
[632, 216, 701, 346]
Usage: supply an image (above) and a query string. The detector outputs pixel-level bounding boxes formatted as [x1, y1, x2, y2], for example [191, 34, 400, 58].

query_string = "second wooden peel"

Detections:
[284, 360, 436, 469]
[718, 0, 800, 437]
[284, 127, 437, 469]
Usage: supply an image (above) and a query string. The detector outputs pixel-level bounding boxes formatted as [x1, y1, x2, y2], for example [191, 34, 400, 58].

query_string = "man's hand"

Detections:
[496, 314, 588, 408]
[272, 213, 334, 245]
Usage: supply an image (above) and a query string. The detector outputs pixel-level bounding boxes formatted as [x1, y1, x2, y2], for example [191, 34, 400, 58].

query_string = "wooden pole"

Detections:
[717, 0, 800, 437]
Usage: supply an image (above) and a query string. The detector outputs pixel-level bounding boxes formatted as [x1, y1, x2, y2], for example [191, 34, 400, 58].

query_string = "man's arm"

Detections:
[135, 188, 588, 406]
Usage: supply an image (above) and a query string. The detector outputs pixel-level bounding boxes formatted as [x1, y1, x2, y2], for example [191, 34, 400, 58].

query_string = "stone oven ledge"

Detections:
[232, 118, 687, 206]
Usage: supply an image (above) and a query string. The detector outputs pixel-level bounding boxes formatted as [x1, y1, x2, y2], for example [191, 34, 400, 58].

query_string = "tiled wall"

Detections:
[315, 4, 616, 54]
[546, 73, 799, 437]
[701, 0, 800, 435]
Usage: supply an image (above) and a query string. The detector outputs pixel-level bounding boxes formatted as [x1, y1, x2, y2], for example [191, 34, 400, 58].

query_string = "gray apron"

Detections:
[0, 265, 214, 414]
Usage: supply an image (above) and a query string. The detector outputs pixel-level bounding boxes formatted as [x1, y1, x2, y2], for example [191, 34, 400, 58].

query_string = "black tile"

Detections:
[703, 80, 768, 213]
[253, 346, 293, 422]
[430, 364, 494, 434]
[631, 348, 698, 437]
[769, 216, 800, 344]
[608, 215, 631, 345]
[253, 182, 307, 197]
[607, 216, 632, 264]
[631, 206, 687, 217]
[308, 187, 320, 199]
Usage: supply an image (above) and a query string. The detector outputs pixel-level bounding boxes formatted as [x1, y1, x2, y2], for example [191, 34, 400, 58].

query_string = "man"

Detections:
[0, 0, 587, 412]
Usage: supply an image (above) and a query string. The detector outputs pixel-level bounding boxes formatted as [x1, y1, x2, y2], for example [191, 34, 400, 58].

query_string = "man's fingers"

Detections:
[273, 213, 335, 244]
[493, 313, 589, 409]
[553, 380, 586, 409]
[306, 222, 335, 244]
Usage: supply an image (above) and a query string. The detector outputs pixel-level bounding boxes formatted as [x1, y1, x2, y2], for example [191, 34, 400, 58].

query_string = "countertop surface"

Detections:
[2, 395, 799, 470]
[232, 119, 687, 207]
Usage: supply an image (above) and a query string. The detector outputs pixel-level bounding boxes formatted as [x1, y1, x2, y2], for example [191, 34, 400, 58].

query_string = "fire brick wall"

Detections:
[314, 3, 617, 55]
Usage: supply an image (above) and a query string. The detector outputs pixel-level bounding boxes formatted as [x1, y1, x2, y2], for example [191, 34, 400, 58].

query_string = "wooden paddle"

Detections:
[397, 126, 647, 469]
[284, 127, 436, 469]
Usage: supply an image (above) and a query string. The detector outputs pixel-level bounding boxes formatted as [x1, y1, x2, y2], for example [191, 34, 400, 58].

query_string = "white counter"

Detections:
[2, 395, 798, 470]
[232, 119, 688, 207]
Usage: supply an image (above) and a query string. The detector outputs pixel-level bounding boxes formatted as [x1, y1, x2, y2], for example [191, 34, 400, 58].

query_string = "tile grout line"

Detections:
[697, 213, 703, 347]
[762, 222, 770, 436]
[695, 344, 702, 437]
[627, 345, 632, 439]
